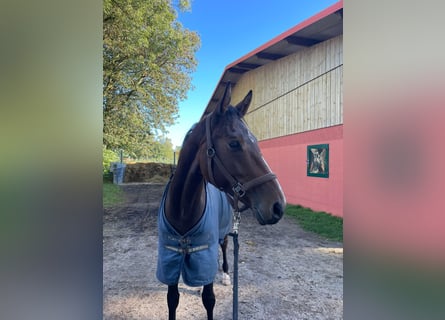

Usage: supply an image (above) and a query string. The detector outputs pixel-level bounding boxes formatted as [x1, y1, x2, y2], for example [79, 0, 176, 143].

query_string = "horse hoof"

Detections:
[221, 273, 231, 286]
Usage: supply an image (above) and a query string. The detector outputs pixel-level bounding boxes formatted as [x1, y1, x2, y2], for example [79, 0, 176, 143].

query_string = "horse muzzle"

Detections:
[253, 200, 284, 225]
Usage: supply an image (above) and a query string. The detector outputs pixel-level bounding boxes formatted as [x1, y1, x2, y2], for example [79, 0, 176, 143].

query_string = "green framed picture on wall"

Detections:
[307, 144, 329, 178]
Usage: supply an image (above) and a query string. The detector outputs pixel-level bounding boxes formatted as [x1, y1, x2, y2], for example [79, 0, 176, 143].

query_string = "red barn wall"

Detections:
[260, 124, 343, 217]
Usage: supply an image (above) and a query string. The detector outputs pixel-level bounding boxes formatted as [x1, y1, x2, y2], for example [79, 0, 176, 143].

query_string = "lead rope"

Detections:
[229, 209, 241, 320]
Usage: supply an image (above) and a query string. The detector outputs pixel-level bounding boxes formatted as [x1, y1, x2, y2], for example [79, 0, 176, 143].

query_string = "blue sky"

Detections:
[167, 0, 339, 148]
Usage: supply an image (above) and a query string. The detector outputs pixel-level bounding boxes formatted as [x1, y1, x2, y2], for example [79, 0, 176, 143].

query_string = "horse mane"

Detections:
[182, 123, 198, 146]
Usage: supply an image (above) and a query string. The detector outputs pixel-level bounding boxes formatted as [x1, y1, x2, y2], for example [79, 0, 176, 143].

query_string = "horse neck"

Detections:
[165, 139, 206, 235]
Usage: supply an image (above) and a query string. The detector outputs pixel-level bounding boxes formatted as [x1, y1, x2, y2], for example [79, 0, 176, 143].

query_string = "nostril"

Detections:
[272, 202, 284, 220]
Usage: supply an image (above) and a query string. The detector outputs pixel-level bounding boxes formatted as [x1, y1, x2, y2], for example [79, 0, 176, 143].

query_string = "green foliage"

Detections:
[124, 136, 175, 163]
[103, 0, 200, 158]
[149, 136, 175, 163]
[103, 146, 120, 173]
[103, 182, 125, 208]
[285, 205, 343, 242]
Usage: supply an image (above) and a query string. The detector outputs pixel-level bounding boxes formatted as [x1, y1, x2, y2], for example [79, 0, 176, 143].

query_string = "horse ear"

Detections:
[217, 82, 232, 115]
[235, 90, 252, 117]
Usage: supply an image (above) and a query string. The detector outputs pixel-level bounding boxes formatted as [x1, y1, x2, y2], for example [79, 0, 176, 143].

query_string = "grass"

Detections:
[103, 181, 125, 208]
[285, 204, 343, 242]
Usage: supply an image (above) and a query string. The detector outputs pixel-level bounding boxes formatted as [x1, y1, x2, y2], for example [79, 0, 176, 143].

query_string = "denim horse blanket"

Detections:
[156, 182, 232, 287]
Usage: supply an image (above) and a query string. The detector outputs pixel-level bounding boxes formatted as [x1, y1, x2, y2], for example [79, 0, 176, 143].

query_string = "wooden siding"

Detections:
[232, 35, 343, 141]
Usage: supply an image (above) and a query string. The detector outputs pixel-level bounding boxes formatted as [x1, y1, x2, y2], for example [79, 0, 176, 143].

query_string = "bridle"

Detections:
[204, 112, 277, 215]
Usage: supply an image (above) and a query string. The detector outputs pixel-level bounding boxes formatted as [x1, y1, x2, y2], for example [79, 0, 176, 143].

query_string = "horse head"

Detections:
[199, 84, 286, 225]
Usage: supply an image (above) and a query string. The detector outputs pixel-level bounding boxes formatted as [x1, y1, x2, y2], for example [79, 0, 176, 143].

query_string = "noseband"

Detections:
[204, 113, 277, 213]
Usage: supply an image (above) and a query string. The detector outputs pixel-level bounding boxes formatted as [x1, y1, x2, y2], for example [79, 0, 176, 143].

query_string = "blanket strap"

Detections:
[164, 244, 209, 254]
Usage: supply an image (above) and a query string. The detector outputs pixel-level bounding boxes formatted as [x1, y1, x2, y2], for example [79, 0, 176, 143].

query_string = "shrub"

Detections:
[103, 146, 119, 174]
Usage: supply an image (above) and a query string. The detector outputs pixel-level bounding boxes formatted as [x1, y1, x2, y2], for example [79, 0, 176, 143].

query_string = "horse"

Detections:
[156, 83, 286, 320]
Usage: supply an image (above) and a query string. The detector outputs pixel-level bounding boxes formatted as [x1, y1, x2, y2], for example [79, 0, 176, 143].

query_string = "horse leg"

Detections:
[221, 235, 229, 273]
[167, 284, 180, 320]
[202, 282, 215, 320]
[220, 235, 231, 285]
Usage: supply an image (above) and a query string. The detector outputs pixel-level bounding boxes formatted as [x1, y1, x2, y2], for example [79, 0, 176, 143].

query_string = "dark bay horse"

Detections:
[156, 84, 286, 320]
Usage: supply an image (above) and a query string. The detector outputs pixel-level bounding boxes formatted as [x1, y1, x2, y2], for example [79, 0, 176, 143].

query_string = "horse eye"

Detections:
[228, 140, 241, 150]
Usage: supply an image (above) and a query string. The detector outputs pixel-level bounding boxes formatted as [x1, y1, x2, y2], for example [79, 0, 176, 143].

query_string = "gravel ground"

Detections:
[103, 183, 343, 320]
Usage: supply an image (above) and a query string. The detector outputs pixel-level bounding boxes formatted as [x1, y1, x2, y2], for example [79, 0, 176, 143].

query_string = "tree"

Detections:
[150, 136, 175, 163]
[103, 0, 200, 158]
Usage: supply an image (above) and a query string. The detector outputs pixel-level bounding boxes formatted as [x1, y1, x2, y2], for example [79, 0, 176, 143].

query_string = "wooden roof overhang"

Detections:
[202, 1, 343, 118]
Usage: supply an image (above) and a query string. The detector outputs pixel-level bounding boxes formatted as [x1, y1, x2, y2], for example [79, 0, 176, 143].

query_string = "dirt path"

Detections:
[103, 183, 343, 320]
